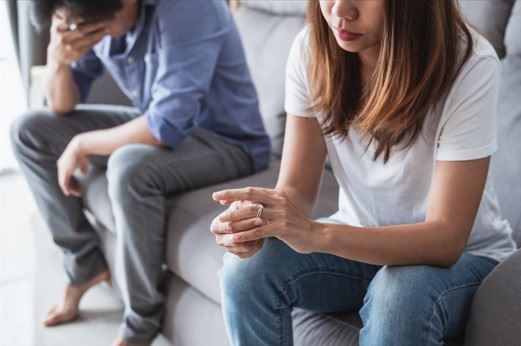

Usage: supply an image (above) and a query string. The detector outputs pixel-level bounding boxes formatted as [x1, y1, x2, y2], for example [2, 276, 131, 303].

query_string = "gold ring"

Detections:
[256, 204, 264, 219]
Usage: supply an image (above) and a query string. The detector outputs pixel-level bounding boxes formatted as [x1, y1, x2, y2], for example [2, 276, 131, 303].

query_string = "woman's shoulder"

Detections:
[458, 28, 500, 77]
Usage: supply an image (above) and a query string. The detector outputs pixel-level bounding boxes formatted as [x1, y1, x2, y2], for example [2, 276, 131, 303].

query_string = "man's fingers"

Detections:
[69, 28, 107, 50]
[77, 22, 109, 36]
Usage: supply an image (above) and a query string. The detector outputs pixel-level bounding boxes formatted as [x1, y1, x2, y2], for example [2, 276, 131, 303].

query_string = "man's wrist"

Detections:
[70, 134, 88, 156]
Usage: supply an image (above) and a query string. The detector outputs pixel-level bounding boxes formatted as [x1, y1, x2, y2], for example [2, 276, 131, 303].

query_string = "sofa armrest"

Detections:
[464, 249, 521, 346]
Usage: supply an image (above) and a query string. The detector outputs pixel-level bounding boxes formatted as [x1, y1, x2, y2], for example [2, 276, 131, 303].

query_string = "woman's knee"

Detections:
[220, 239, 292, 304]
[360, 265, 445, 344]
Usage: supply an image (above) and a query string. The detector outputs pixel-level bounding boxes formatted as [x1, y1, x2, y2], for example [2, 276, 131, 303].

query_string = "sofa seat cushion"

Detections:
[83, 158, 339, 304]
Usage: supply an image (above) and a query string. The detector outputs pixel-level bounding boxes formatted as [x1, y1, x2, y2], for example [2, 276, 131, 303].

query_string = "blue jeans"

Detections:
[219, 238, 497, 345]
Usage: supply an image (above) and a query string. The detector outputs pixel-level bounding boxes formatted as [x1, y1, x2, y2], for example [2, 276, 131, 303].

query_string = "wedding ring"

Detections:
[256, 204, 264, 219]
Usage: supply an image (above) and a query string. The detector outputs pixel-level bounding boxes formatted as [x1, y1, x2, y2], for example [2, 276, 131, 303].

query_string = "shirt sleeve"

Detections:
[436, 55, 501, 161]
[284, 28, 315, 118]
[70, 49, 104, 103]
[144, 1, 228, 149]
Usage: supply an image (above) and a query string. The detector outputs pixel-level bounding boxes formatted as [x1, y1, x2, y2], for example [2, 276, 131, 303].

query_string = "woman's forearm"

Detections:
[313, 220, 466, 267]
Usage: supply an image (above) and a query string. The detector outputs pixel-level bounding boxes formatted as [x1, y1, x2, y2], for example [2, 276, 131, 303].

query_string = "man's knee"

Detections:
[9, 109, 54, 154]
[106, 144, 152, 202]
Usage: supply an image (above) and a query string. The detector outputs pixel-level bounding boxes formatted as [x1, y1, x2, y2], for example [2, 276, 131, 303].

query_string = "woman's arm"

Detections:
[314, 158, 490, 267]
[275, 114, 328, 216]
[211, 114, 326, 256]
[217, 157, 490, 267]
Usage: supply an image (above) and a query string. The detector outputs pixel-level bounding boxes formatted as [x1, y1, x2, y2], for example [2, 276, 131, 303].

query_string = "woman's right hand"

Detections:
[47, 15, 108, 67]
[211, 200, 265, 259]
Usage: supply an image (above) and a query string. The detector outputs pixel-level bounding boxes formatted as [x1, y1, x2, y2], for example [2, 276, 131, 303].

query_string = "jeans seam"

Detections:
[285, 271, 373, 288]
[425, 281, 481, 345]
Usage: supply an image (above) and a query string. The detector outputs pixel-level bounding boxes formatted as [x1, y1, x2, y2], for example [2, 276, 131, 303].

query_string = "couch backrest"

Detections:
[233, 0, 308, 155]
[235, 0, 521, 246]
[462, 0, 521, 247]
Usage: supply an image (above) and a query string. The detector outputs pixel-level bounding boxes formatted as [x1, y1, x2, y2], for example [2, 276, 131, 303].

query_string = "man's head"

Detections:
[31, 0, 140, 37]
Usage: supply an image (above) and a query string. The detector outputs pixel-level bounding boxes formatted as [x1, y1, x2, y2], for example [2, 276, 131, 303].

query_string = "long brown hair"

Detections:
[308, 0, 473, 162]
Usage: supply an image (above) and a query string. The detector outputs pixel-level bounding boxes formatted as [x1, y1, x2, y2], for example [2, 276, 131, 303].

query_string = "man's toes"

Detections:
[43, 305, 78, 327]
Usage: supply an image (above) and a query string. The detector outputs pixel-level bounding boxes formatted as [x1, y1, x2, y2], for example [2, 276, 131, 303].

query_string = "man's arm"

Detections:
[45, 15, 107, 115]
[72, 116, 163, 156]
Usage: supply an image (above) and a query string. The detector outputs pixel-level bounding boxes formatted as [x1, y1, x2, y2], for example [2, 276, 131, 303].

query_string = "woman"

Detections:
[211, 0, 517, 345]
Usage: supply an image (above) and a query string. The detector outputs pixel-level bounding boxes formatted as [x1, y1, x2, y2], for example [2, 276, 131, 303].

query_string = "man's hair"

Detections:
[31, 0, 123, 29]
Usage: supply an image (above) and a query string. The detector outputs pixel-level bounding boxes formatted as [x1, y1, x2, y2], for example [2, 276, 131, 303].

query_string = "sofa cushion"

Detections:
[505, 1, 521, 56]
[459, 0, 521, 246]
[465, 249, 521, 346]
[459, 0, 516, 58]
[83, 160, 339, 304]
[241, 0, 308, 16]
[233, 7, 306, 155]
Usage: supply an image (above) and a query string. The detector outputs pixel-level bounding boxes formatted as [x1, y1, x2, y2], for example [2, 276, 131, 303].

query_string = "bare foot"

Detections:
[111, 337, 151, 346]
[43, 270, 110, 327]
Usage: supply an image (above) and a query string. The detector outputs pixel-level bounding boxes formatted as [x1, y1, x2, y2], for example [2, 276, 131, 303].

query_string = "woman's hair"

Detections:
[31, 0, 123, 29]
[307, 0, 473, 162]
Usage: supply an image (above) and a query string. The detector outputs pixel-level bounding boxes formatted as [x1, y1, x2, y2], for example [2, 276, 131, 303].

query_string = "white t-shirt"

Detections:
[284, 27, 516, 262]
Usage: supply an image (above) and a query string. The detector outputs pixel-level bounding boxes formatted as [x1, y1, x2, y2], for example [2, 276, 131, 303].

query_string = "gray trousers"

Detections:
[10, 105, 254, 343]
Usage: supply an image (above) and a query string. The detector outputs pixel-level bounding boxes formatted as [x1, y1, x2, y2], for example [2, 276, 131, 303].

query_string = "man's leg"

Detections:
[359, 253, 498, 345]
[104, 128, 255, 344]
[10, 105, 139, 325]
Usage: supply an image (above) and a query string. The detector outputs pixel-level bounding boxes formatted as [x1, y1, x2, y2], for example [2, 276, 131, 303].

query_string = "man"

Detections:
[10, 0, 270, 345]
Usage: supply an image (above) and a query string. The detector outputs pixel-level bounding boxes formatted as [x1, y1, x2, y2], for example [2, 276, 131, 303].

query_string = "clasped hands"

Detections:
[211, 187, 320, 258]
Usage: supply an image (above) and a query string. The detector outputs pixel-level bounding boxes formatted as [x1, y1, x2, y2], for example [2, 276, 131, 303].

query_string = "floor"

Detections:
[0, 172, 170, 346]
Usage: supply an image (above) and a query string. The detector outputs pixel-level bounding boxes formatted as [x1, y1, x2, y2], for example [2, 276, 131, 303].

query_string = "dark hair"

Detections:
[31, 0, 123, 29]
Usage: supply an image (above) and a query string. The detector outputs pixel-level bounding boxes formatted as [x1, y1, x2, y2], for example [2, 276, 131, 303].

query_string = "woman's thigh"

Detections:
[221, 237, 382, 313]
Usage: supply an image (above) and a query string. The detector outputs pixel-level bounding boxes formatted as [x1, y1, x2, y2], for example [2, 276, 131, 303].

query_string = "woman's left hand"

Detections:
[212, 187, 320, 254]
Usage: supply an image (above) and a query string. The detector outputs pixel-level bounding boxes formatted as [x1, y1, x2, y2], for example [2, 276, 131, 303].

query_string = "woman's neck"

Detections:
[358, 45, 379, 87]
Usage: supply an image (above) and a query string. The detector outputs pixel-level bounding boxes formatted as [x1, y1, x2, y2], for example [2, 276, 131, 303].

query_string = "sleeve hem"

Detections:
[284, 105, 315, 118]
[145, 112, 186, 149]
[436, 142, 497, 161]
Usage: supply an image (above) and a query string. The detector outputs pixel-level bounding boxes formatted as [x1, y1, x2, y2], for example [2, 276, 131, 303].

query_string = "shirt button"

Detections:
[127, 57, 134, 64]
[131, 90, 139, 98]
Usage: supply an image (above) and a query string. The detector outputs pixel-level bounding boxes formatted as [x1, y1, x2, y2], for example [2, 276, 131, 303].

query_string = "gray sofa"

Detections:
[79, 1, 521, 345]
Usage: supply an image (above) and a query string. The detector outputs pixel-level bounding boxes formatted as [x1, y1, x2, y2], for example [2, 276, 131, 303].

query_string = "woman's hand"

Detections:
[212, 187, 321, 254]
[211, 200, 266, 259]
[57, 136, 89, 197]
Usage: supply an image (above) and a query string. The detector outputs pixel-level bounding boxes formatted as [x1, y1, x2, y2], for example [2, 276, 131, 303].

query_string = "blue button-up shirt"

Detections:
[70, 0, 270, 172]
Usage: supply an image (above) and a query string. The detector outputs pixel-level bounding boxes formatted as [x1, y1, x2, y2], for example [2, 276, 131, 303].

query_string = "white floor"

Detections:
[0, 172, 171, 346]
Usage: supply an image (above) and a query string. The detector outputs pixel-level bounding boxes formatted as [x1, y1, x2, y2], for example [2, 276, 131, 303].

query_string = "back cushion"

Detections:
[459, 0, 516, 58]
[495, 1, 521, 246]
[233, 1, 307, 155]
[461, 0, 521, 246]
